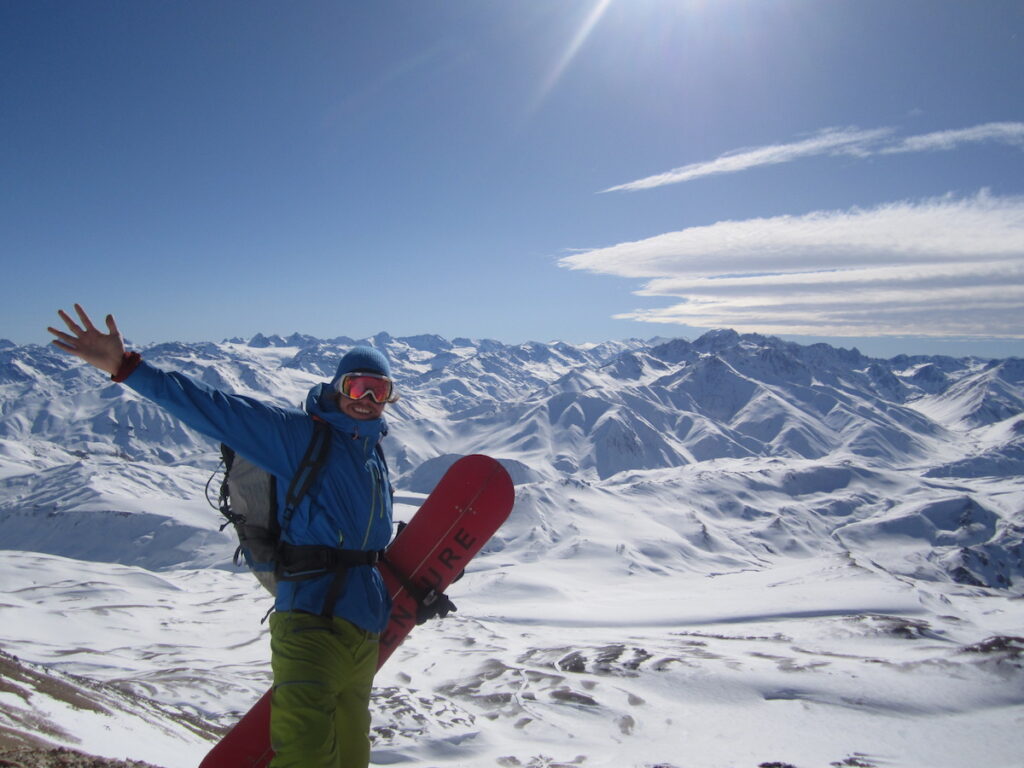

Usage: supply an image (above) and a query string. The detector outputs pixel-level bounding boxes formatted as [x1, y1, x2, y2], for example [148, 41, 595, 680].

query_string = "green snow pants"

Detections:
[268, 611, 379, 768]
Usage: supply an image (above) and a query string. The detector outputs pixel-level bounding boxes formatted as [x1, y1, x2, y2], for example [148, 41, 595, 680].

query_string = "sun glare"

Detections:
[532, 0, 616, 111]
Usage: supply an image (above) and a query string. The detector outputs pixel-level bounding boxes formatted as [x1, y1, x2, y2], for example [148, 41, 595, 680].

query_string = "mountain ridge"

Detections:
[2, 328, 1021, 591]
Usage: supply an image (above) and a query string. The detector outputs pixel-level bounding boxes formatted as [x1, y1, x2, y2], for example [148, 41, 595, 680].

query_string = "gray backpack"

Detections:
[217, 420, 332, 595]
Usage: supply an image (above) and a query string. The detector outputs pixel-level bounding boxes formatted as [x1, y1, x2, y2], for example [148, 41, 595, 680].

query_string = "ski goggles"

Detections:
[336, 372, 396, 404]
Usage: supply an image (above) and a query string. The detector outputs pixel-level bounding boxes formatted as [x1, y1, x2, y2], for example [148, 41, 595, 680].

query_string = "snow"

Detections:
[1, 331, 1022, 767]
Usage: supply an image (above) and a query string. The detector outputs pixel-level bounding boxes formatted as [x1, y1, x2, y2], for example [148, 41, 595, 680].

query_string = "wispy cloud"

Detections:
[603, 127, 891, 193]
[605, 122, 1024, 193]
[880, 121, 1024, 154]
[560, 192, 1024, 338]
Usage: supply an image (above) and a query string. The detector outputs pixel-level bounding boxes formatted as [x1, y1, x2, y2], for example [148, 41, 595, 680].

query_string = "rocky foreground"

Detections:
[0, 747, 163, 768]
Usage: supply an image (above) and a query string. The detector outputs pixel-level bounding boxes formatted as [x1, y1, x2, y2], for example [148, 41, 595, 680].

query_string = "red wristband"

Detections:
[111, 351, 142, 383]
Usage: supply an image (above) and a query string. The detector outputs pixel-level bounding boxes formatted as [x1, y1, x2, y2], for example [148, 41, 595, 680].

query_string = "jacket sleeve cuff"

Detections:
[111, 351, 143, 383]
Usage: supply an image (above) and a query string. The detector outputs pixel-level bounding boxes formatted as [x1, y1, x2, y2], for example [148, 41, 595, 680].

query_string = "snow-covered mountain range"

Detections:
[1, 331, 1022, 767]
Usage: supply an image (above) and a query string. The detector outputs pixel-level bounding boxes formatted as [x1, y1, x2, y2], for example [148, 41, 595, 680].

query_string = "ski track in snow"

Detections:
[1, 332, 1023, 767]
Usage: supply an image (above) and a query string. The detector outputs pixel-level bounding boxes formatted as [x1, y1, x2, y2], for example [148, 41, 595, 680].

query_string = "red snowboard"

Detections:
[198, 454, 514, 768]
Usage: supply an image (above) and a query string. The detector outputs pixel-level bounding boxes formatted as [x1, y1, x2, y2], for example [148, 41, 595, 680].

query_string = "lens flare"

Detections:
[533, 0, 615, 111]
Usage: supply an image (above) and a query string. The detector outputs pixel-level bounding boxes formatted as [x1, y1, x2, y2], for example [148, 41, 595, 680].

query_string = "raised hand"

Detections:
[48, 304, 127, 376]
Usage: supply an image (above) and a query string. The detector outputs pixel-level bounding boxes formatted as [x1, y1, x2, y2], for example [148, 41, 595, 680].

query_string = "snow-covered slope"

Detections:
[1, 331, 1022, 767]
[0, 641, 219, 756]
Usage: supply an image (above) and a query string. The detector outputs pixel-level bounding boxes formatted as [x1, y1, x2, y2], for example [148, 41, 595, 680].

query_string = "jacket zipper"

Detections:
[360, 436, 385, 550]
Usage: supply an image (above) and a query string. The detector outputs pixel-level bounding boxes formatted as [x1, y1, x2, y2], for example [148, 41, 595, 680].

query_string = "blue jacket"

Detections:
[125, 360, 393, 633]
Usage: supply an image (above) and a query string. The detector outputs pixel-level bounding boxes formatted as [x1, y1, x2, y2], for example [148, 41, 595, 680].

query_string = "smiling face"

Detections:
[337, 392, 387, 421]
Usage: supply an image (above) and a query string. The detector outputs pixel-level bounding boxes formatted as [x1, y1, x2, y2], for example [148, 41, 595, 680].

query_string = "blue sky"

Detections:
[3, 0, 1023, 358]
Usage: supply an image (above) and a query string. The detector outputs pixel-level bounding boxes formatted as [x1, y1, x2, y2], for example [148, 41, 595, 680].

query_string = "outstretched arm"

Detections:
[48, 303, 309, 476]
[48, 304, 127, 376]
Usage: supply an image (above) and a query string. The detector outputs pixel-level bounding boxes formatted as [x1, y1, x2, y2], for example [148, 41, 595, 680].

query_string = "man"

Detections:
[48, 304, 395, 768]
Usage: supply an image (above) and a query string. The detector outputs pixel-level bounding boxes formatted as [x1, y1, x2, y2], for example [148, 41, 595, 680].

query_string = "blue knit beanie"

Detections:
[331, 346, 391, 390]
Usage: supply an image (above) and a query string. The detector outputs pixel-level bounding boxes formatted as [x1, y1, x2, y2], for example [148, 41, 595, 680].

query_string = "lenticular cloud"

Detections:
[560, 192, 1024, 338]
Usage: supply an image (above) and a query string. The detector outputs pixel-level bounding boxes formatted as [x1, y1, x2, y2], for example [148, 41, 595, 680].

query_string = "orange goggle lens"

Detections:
[339, 373, 393, 403]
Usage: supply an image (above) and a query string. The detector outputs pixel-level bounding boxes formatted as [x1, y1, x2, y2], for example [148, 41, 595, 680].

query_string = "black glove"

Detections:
[392, 520, 408, 543]
[415, 590, 457, 624]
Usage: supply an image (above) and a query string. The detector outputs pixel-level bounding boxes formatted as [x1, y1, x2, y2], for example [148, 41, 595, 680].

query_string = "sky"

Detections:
[2, 0, 1023, 359]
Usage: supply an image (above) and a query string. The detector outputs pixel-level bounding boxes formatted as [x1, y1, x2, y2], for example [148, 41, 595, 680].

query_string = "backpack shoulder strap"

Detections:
[281, 418, 332, 523]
